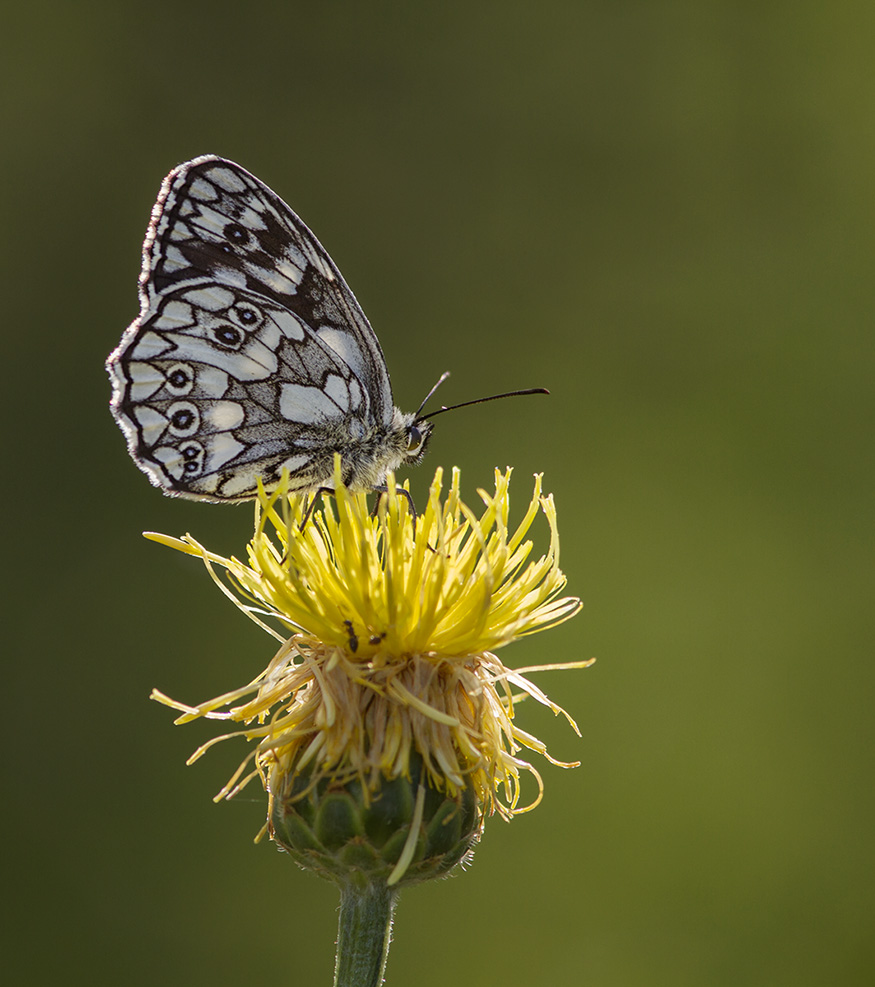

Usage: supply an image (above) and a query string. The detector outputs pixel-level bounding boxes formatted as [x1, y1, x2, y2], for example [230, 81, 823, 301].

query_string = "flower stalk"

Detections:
[334, 883, 397, 987]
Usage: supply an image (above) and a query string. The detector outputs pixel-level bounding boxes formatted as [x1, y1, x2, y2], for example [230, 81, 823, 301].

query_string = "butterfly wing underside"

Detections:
[107, 155, 395, 501]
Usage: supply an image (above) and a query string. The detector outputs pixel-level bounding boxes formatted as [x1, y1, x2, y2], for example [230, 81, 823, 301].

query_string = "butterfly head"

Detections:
[381, 412, 431, 476]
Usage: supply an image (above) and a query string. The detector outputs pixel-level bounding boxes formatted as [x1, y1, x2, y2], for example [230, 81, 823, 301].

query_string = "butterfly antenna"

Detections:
[414, 371, 452, 419]
[417, 387, 549, 422]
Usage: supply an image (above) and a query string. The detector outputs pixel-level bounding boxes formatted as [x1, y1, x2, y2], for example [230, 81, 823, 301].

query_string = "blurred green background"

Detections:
[3, 3, 872, 984]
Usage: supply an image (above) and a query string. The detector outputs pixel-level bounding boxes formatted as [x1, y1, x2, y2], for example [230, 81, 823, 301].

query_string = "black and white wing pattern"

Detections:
[107, 155, 430, 502]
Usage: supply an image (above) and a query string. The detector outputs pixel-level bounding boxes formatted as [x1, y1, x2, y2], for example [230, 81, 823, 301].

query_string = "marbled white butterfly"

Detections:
[107, 155, 545, 502]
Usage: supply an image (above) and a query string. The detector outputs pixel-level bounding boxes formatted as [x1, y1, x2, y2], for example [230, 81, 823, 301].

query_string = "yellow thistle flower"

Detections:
[150, 463, 590, 892]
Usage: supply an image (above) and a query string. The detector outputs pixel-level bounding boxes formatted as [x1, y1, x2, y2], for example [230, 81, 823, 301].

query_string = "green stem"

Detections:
[333, 883, 399, 987]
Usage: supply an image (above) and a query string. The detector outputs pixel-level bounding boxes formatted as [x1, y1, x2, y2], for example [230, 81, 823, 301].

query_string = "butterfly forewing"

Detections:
[107, 156, 417, 502]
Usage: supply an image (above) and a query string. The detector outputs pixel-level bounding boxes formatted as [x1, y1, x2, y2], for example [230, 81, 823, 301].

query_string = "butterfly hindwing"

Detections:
[115, 281, 377, 499]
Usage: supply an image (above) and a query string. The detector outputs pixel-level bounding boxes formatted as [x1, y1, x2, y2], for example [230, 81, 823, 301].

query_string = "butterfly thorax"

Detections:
[319, 408, 432, 492]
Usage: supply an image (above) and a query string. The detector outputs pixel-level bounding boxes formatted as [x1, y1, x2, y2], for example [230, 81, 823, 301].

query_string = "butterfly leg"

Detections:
[299, 487, 335, 531]
[371, 485, 418, 534]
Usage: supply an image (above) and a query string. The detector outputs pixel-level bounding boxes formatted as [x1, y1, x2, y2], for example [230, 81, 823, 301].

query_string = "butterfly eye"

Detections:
[406, 425, 424, 454]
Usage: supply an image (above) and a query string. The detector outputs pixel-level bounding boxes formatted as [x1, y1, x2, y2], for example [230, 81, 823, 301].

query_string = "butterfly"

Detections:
[106, 154, 442, 503]
[107, 156, 546, 503]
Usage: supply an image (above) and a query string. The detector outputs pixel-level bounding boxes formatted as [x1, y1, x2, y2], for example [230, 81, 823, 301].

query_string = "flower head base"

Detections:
[151, 463, 590, 882]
